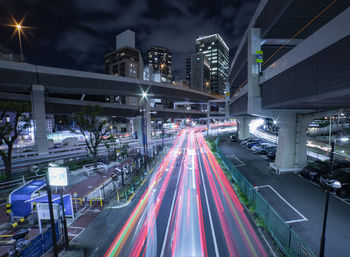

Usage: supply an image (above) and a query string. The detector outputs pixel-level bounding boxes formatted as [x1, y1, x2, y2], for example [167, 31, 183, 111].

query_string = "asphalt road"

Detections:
[220, 141, 350, 257]
[97, 128, 269, 257]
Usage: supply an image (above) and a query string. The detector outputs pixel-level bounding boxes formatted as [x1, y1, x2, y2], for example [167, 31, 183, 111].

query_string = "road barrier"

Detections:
[214, 137, 318, 257]
[82, 162, 107, 176]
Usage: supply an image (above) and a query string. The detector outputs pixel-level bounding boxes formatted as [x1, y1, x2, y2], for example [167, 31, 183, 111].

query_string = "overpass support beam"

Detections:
[207, 102, 210, 135]
[137, 98, 151, 155]
[247, 27, 262, 115]
[236, 116, 252, 140]
[271, 113, 310, 173]
[31, 84, 48, 155]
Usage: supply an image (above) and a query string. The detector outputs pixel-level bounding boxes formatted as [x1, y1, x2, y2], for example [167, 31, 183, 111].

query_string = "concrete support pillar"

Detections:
[31, 84, 48, 155]
[247, 27, 262, 115]
[236, 116, 251, 140]
[272, 113, 309, 173]
[137, 117, 143, 151]
[225, 82, 230, 118]
[137, 98, 151, 155]
[144, 98, 151, 146]
[207, 102, 210, 135]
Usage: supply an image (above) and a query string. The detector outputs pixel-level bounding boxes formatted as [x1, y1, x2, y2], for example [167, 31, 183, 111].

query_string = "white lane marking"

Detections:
[333, 195, 350, 207]
[160, 149, 185, 257]
[256, 185, 308, 223]
[226, 154, 246, 167]
[285, 218, 308, 224]
[197, 149, 220, 257]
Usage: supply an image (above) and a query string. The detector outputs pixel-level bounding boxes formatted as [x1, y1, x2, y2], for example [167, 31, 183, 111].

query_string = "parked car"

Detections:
[300, 161, 330, 182]
[230, 134, 239, 142]
[254, 144, 276, 155]
[240, 138, 253, 146]
[301, 160, 350, 182]
[247, 140, 264, 149]
[319, 169, 350, 197]
[267, 149, 276, 160]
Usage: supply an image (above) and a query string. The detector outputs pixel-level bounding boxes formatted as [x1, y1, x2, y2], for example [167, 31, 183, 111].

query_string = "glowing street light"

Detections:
[8, 18, 30, 62]
[142, 91, 148, 99]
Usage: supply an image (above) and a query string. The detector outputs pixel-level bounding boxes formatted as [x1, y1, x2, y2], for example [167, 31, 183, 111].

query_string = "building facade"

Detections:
[190, 53, 210, 93]
[185, 57, 191, 86]
[195, 34, 229, 95]
[104, 30, 143, 106]
[105, 46, 143, 79]
[147, 46, 172, 83]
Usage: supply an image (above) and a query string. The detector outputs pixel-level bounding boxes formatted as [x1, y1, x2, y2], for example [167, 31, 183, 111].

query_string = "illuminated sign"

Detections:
[48, 167, 68, 186]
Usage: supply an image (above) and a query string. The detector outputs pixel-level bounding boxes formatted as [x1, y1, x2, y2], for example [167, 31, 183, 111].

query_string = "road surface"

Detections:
[104, 128, 268, 257]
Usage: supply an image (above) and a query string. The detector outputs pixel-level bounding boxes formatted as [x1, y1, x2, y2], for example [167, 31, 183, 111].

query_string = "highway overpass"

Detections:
[227, 0, 350, 172]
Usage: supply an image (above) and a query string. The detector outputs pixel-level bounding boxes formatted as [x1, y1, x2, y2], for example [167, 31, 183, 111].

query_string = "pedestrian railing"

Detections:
[82, 162, 107, 176]
[214, 137, 318, 257]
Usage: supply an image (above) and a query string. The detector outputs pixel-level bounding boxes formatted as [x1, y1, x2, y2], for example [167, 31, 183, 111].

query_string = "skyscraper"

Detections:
[190, 53, 211, 93]
[196, 34, 229, 95]
[185, 57, 191, 85]
[147, 46, 172, 83]
[105, 30, 143, 105]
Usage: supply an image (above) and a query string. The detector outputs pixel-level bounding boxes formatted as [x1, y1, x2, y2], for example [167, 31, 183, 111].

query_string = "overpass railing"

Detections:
[214, 137, 318, 257]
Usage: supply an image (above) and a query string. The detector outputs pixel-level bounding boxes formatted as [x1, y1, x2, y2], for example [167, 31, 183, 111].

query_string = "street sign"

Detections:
[37, 203, 60, 220]
[256, 50, 263, 63]
[48, 167, 68, 187]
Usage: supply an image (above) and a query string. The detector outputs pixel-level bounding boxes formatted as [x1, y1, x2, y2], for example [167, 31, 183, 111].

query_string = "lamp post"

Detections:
[16, 24, 24, 62]
[45, 171, 58, 257]
[319, 138, 340, 257]
[9, 19, 29, 62]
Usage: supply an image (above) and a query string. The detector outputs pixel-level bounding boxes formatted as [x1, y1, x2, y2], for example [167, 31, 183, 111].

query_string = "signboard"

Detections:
[48, 167, 68, 186]
[256, 50, 263, 63]
[37, 203, 60, 220]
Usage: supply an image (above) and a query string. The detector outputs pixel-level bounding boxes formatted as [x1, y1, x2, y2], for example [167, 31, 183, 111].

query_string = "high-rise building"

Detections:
[196, 34, 229, 95]
[185, 57, 191, 85]
[105, 30, 143, 105]
[147, 46, 172, 83]
[190, 53, 210, 93]
[105, 30, 144, 79]
[105, 47, 143, 79]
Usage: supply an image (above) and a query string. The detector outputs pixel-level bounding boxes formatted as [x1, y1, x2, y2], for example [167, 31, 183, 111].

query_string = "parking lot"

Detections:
[220, 141, 350, 257]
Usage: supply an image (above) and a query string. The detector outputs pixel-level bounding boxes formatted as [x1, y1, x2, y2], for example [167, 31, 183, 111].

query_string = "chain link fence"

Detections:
[214, 137, 317, 257]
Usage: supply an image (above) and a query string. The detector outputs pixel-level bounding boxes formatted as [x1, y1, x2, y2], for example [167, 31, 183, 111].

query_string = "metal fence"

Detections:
[214, 137, 318, 257]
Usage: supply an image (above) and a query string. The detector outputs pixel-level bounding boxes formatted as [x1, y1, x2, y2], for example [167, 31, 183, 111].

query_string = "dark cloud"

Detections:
[0, 0, 259, 77]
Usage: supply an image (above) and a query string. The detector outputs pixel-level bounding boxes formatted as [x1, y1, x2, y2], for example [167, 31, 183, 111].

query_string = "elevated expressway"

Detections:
[227, 0, 350, 172]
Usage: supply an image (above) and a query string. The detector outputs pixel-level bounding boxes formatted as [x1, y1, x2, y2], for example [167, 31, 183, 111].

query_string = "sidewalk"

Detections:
[0, 158, 133, 257]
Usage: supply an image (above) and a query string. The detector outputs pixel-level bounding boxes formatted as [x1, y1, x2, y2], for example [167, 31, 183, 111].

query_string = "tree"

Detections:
[120, 143, 130, 158]
[104, 134, 117, 160]
[0, 102, 31, 178]
[75, 105, 112, 168]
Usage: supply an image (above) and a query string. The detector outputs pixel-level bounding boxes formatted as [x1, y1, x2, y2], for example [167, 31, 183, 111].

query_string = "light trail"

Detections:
[105, 126, 269, 257]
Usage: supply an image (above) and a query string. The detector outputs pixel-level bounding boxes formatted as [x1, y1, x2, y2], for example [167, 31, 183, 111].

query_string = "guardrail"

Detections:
[0, 174, 45, 193]
[214, 136, 318, 257]
[82, 162, 107, 176]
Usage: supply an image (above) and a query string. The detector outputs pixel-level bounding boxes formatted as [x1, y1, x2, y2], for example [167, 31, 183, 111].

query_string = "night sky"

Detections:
[0, 0, 259, 78]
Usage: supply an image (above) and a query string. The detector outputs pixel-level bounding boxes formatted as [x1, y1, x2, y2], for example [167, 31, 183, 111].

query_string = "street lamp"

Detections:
[9, 18, 29, 62]
[319, 139, 341, 257]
